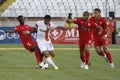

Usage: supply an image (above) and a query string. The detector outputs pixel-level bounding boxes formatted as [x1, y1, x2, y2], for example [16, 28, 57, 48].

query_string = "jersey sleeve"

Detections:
[74, 18, 82, 25]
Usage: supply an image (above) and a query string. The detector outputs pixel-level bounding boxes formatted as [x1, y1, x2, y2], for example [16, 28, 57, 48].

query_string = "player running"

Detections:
[90, 8, 114, 68]
[5, 15, 43, 68]
[68, 11, 102, 69]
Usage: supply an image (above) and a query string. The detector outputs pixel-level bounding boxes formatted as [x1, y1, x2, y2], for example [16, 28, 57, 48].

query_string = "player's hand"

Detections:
[101, 35, 107, 40]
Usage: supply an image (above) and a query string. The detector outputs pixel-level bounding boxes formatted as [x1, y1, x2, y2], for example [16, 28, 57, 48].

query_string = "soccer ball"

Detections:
[40, 62, 49, 70]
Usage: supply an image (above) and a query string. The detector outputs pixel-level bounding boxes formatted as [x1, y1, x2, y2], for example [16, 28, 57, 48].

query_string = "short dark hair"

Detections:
[17, 15, 23, 19]
[68, 13, 72, 16]
[83, 11, 89, 15]
[94, 8, 101, 13]
[44, 15, 51, 19]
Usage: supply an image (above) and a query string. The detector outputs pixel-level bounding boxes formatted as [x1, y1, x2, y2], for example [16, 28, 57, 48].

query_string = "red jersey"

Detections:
[90, 16, 108, 38]
[74, 18, 98, 40]
[15, 25, 34, 48]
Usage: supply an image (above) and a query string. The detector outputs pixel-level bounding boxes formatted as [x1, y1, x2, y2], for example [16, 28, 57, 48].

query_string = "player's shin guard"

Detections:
[85, 51, 90, 65]
[105, 52, 112, 63]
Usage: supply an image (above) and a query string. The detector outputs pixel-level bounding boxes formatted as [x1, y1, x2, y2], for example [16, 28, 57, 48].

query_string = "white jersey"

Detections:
[36, 21, 57, 41]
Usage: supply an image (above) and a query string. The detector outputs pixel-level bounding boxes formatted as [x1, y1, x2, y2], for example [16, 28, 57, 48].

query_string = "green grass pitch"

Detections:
[0, 44, 120, 80]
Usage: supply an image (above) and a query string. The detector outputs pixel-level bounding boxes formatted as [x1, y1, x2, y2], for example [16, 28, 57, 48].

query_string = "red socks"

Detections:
[34, 50, 43, 63]
[80, 51, 90, 65]
[85, 51, 90, 65]
[105, 52, 112, 63]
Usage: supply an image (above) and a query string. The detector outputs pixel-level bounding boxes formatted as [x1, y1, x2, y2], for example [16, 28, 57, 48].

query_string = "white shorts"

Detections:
[37, 39, 54, 53]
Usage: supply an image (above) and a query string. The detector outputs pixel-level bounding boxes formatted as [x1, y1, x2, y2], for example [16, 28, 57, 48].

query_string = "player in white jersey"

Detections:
[35, 15, 68, 70]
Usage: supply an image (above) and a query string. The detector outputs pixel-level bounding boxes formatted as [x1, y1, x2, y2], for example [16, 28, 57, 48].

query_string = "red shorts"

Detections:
[79, 39, 93, 53]
[93, 37, 108, 48]
[23, 41, 38, 52]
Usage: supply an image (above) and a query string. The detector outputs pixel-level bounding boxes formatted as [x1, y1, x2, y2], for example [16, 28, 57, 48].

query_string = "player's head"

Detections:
[94, 8, 101, 18]
[82, 11, 90, 21]
[44, 15, 51, 25]
[17, 15, 24, 25]
[68, 13, 72, 19]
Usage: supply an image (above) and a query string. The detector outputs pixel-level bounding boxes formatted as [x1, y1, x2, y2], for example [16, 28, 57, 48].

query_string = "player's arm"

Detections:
[56, 26, 71, 30]
[103, 19, 110, 36]
[31, 27, 37, 33]
[81, 26, 90, 31]
[97, 26, 102, 35]
[4, 29, 16, 33]
[105, 27, 110, 35]
[92, 22, 102, 35]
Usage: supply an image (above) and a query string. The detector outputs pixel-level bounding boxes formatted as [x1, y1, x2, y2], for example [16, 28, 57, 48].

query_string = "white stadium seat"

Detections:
[1, 0, 120, 17]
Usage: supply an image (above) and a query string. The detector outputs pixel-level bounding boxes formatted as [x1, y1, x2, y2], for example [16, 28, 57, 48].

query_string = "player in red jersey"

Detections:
[90, 8, 114, 68]
[5, 15, 43, 68]
[69, 11, 102, 69]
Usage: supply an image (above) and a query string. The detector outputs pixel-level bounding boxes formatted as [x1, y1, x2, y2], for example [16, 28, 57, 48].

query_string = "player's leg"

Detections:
[25, 42, 43, 67]
[94, 39, 106, 57]
[42, 50, 58, 70]
[32, 45, 43, 67]
[95, 46, 104, 56]
[102, 45, 114, 68]
[84, 44, 91, 69]
[34, 46, 43, 64]
[49, 50, 56, 57]
[37, 40, 58, 70]
[94, 40, 105, 57]
[79, 43, 85, 69]
[46, 41, 58, 69]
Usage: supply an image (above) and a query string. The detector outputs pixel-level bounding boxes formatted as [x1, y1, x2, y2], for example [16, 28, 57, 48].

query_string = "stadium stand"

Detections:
[0, 0, 120, 18]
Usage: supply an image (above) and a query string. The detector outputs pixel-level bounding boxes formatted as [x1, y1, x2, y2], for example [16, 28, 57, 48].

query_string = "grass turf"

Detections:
[0, 44, 120, 80]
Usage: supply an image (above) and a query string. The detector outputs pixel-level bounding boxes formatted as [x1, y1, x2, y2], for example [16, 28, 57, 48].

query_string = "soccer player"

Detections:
[65, 13, 74, 28]
[68, 11, 102, 69]
[4, 15, 43, 68]
[35, 15, 68, 70]
[90, 8, 114, 68]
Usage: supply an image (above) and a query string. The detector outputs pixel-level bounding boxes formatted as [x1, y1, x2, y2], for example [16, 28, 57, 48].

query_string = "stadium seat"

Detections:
[1, 0, 120, 17]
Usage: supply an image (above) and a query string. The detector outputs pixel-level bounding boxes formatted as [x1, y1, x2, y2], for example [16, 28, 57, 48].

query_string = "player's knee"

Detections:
[102, 45, 107, 50]
[50, 54, 55, 57]
[84, 48, 89, 52]
[49, 51, 56, 57]
[42, 51, 50, 57]
[32, 45, 39, 51]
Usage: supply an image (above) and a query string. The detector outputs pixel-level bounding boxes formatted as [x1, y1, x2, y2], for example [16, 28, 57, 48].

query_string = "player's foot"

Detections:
[81, 62, 85, 69]
[109, 63, 114, 68]
[36, 62, 44, 69]
[84, 65, 89, 70]
[54, 66, 59, 70]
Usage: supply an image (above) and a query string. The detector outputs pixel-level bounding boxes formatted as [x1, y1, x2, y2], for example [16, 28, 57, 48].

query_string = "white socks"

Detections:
[45, 57, 56, 67]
